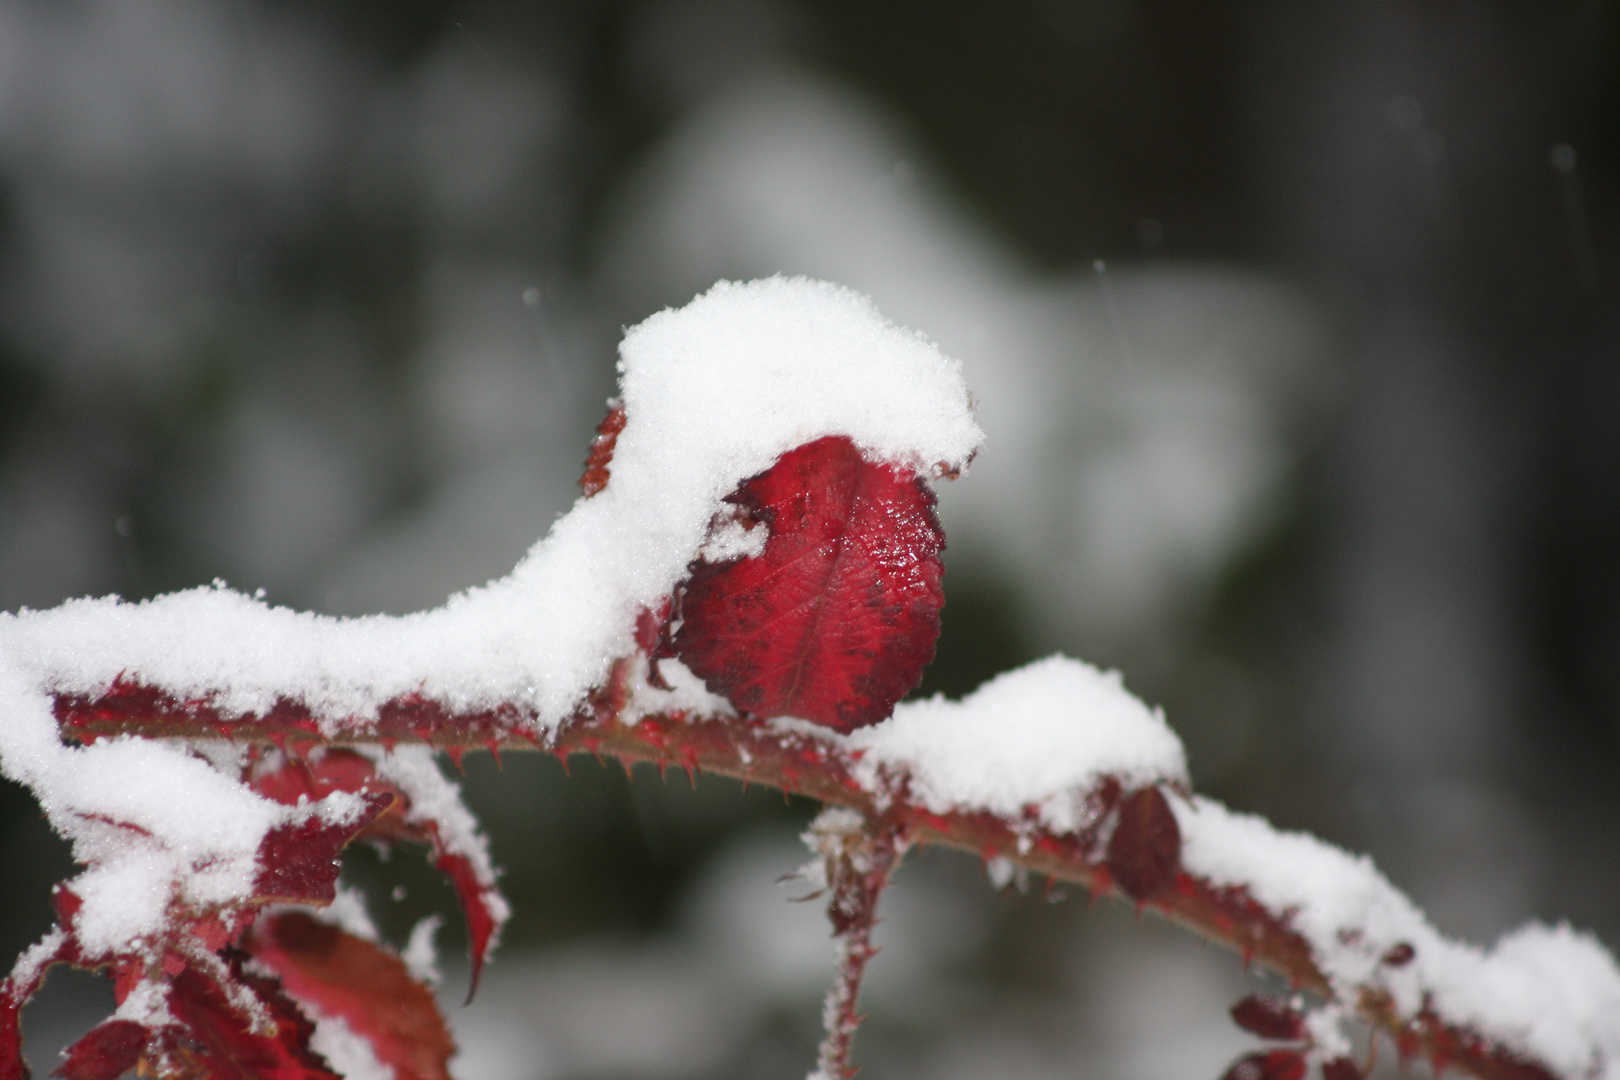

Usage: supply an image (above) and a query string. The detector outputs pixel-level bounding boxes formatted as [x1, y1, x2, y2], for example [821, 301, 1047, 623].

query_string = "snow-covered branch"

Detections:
[2, 279, 1616, 1080]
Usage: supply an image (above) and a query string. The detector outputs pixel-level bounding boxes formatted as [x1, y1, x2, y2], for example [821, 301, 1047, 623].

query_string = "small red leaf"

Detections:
[675, 436, 945, 733]
[248, 914, 454, 1080]
[1382, 942, 1416, 967]
[1219, 1049, 1307, 1080]
[1229, 995, 1306, 1041]
[579, 401, 626, 497]
[1322, 1058, 1365, 1080]
[159, 958, 339, 1080]
[434, 853, 499, 1000]
[1106, 786, 1182, 901]
[253, 793, 393, 906]
[55, 1020, 146, 1080]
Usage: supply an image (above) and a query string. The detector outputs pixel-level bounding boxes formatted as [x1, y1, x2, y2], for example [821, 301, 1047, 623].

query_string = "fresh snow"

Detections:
[850, 656, 1187, 833]
[0, 276, 1616, 1080]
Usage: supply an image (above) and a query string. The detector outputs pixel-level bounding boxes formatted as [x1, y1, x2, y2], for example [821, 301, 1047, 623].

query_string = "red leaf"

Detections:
[1219, 1050, 1307, 1080]
[1322, 1058, 1365, 1080]
[1229, 995, 1306, 1041]
[55, 1020, 146, 1080]
[247, 914, 454, 1080]
[1382, 942, 1416, 967]
[248, 752, 504, 995]
[1106, 786, 1182, 901]
[579, 401, 626, 497]
[158, 959, 339, 1080]
[2, 991, 25, 1080]
[675, 436, 945, 733]
[434, 853, 499, 1000]
[253, 793, 393, 906]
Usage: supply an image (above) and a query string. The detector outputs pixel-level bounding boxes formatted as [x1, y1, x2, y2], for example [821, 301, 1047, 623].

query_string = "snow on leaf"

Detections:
[253, 793, 394, 907]
[247, 913, 454, 1080]
[154, 957, 340, 1080]
[675, 435, 945, 733]
[1105, 785, 1182, 901]
[55, 1020, 147, 1080]
[247, 749, 507, 997]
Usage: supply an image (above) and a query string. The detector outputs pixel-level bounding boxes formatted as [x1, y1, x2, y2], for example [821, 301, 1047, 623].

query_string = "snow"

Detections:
[851, 656, 1187, 833]
[1176, 796, 1620, 1079]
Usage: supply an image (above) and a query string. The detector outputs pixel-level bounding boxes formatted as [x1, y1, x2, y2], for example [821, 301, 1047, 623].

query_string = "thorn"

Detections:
[553, 749, 571, 775]
[484, 739, 502, 769]
[683, 761, 697, 788]
[446, 746, 466, 774]
[657, 760, 668, 782]
[268, 731, 289, 754]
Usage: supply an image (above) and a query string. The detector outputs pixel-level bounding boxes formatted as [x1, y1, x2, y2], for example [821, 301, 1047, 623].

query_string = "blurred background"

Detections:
[1, 1, 1617, 1078]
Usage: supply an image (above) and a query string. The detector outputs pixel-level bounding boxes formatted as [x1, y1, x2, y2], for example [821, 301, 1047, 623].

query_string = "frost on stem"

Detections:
[800, 808, 908, 1080]
[0, 277, 1618, 1080]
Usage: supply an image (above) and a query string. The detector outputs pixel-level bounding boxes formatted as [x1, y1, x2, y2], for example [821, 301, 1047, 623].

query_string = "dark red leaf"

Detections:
[579, 401, 626, 497]
[248, 752, 504, 995]
[1106, 786, 1182, 901]
[435, 853, 499, 1000]
[2, 991, 26, 1080]
[1382, 942, 1416, 967]
[1322, 1057, 1365, 1080]
[159, 959, 339, 1080]
[1219, 1050, 1307, 1080]
[55, 1020, 146, 1080]
[1229, 995, 1306, 1041]
[253, 793, 393, 906]
[247, 914, 454, 1080]
[675, 436, 945, 733]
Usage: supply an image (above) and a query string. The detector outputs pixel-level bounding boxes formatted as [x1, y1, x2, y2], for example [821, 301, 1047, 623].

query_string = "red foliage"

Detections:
[1229, 995, 1306, 1042]
[153, 957, 340, 1080]
[1105, 786, 1182, 901]
[1219, 1049, 1307, 1080]
[1322, 1058, 1365, 1080]
[247, 749, 503, 995]
[56, 1020, 147, 1080]
[247, 914, 454, 1080]
[675, 435, 945, 732]
[579, 401, 626, 497]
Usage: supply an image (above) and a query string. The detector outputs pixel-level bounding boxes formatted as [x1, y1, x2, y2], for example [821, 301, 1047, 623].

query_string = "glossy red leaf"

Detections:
[1219, 1049, 1307, 1080]
[253, 793, 394, 906]
[1229, 995, 1306, 1041]
[1106, 785, 1182, 901]
[55, 1020, 146, 1080]
[247, 913, 454, 1080]
[675, 435, 945, 733]
[158, 959, 339, 1080]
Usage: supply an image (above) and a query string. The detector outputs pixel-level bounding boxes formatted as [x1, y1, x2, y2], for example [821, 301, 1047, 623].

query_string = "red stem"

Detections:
[54, 679, 1561, 1080]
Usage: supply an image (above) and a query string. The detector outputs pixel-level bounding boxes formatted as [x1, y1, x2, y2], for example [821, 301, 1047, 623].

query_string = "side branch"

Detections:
[54, 680, 1570, 1080]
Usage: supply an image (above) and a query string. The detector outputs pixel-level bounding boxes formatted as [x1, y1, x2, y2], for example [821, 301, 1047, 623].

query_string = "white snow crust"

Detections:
[1175, 796, 1620, 1080]
[844, 654, 1620, 1079]
[850, 656, 1187, 833]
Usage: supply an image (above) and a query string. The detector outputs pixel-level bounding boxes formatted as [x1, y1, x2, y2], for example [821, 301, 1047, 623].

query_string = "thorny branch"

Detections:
[801, 808, 907, 1080]
[55, 669, 1564, 1080]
